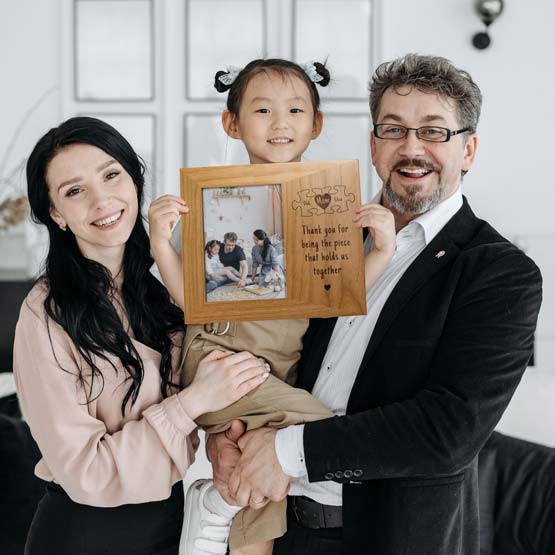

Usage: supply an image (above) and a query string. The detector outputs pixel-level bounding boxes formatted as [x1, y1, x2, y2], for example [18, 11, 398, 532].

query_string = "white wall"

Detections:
[1, 0, 554, 445]
[0, 0, 61, 278]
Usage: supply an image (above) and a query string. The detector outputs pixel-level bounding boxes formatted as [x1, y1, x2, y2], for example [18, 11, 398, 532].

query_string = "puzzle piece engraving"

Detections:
[291, 185, 355, 217]
[291, 188, 318, 217]
[329, 185, 356, 213]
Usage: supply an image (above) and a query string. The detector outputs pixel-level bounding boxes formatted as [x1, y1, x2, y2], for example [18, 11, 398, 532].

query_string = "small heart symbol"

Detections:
[324, 284, 331, 291]
[314, 193, 331, 209]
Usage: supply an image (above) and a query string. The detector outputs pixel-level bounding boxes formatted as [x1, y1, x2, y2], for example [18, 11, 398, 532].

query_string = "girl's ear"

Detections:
[311, 112, 324, 140]
[222, 110, 241, 139]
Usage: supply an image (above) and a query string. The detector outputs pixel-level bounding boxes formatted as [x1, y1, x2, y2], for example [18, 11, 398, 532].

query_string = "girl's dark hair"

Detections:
[253, 229, 271, 261]
[205, 239, 219, 259]
[26, 116, 184, 415]
[214, 59, 330, 116]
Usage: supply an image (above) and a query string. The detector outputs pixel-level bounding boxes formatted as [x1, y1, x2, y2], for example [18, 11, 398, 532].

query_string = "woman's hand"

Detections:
[180, 350, 269, 419]
[148, 195, 189, 249]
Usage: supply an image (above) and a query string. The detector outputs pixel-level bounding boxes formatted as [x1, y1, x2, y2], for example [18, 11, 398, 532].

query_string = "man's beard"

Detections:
[383, 177, 446, 214]
[383, 159, 446, 214]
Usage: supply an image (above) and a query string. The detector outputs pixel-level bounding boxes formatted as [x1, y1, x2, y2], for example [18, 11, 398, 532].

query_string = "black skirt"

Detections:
[25, 481, 184, 555]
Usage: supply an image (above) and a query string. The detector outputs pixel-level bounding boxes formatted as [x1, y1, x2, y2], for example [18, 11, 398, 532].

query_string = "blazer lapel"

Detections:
[348, 198, 482, 400]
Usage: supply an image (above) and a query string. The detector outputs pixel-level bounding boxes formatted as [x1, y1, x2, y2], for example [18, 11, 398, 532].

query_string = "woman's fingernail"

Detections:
[261, 372, 269, 379]
[264, 363, 271, 372]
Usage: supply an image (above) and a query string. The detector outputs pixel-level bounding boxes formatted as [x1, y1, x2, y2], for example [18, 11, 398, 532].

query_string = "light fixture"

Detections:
[472, 0, 504, 50]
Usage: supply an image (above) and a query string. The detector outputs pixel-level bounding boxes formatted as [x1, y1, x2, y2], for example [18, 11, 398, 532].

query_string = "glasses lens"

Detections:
[376, 124, 406, 139]
[417, 127, 449, 142]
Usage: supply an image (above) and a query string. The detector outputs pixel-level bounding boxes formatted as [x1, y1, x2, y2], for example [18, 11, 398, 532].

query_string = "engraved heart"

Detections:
[314, 193, 331, 209]
[324, 284, 331, 291]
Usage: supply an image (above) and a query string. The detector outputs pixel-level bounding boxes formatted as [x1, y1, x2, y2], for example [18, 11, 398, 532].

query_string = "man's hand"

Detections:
[228, 427, 292, 508]
[206, 420, 245, 505]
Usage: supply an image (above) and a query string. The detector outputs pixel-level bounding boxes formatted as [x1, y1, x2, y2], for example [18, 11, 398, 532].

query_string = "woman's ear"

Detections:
[222, 110, 241, 139]
[311, 112, 324, 140]
[49, 206, 67, 231]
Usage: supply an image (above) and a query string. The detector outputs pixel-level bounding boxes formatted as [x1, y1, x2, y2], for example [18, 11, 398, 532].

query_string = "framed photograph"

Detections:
[181, 160, 366, 323]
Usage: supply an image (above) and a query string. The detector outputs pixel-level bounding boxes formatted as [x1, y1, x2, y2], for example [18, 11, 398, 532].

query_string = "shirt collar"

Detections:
[372, 187, 463, 246]
[413, 188, 462, 245]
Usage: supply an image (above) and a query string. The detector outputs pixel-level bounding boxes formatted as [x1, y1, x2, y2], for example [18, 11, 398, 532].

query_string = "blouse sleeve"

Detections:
[13, 293, 198, 507]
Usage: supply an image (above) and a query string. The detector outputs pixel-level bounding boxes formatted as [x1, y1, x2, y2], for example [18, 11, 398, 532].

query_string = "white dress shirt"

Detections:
[275, 188, 463, 506]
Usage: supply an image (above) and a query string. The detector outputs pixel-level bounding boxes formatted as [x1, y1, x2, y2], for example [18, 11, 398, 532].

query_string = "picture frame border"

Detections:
[180, 160, 366, 324]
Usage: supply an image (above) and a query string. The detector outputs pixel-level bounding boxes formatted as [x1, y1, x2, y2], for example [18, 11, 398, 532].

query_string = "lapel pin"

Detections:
[435, 250, 446, 259]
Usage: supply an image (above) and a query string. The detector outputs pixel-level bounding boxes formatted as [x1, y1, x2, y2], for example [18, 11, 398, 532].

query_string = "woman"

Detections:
[15, 117, 268, 554]
[250, 229, 282, 286]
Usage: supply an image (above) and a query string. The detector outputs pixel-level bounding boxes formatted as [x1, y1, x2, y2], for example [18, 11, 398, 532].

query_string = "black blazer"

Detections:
[298, 198, 542, 555]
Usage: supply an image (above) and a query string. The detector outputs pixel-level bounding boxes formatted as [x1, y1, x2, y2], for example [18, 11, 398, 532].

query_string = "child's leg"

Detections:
[230, 540, 273, 555]
[197, 372, 333, 432]
[181, 323, 332, 551]
[228, 501, 285, 553]
[199, 375, 333, 549]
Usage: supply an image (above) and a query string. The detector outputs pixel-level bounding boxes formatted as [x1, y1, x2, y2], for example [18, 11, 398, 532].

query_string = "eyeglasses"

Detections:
[373, 124, 471, 143]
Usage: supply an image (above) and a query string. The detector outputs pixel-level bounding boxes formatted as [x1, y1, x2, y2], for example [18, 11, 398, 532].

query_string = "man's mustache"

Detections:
[391, 159, 441, 173]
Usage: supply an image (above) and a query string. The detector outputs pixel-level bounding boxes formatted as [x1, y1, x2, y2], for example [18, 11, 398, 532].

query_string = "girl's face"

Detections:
[47, 143, 138, 268]
[210, 243, 220, 255]
[223, 71, 323, 164]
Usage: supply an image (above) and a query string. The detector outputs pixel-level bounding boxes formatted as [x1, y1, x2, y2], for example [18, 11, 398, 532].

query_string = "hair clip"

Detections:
[299, 62, 324, 83]
[217, 66, 242, 87]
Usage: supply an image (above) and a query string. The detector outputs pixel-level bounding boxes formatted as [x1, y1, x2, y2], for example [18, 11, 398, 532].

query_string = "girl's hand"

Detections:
[148, 195, 189, 248]
[353, 203, 396, 257]
[180, 350, 270, 419]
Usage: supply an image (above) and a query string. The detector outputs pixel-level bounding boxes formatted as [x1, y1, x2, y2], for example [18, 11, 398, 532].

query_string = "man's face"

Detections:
[223, 239, 236, 253]
[370, 86, 477, 216]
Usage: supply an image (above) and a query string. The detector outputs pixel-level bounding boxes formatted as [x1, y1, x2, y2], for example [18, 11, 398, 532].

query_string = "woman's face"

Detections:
[46, 143, 138, 267]
[253, 235, 264, 246]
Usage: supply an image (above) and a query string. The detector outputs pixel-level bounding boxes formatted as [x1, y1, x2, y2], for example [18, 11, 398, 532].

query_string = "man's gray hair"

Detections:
[369, 54, 482, 132]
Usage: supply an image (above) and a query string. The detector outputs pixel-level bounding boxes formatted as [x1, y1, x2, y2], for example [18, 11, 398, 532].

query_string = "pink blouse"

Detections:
[13, 284, 197, 507]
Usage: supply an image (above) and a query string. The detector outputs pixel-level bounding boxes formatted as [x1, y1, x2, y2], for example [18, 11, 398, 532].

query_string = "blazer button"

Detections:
[324, 472, 334, 480]
[334, 470, 344, 479]
[353, 469, 363, 478]
[343, 470, 353, 478]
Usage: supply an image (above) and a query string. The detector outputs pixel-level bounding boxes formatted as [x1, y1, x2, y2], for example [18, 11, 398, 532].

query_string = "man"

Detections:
[206, 231, 249, 292]
[209, 54, 542, 555]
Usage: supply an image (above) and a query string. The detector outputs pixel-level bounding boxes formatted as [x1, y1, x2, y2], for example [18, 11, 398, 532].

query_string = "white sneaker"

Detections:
[179, 479, 231, 555]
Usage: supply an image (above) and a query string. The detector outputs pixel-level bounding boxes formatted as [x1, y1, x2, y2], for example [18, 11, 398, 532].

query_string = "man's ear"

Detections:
[462, 133, 478, 173]
[222, 110, 241, 139]
[311, 112, 324, 140]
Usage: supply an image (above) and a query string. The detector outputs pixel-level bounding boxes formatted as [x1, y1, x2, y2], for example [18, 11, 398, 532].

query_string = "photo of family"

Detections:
[202, 185, 286, 302]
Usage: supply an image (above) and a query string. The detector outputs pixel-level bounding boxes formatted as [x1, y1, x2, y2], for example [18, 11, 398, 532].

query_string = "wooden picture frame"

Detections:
[181, 160, 366, 323]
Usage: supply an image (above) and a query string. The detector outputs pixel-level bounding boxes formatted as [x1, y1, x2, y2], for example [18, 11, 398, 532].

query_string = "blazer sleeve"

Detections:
[303, 250, 543, 482]
[13, 296, 198, 506]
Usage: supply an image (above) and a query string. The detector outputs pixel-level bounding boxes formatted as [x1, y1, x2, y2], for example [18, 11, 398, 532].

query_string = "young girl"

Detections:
[205, 239, 243, 290]
[15, 117, 268, 555]
[148, 59, 396, 555]
[250, 229, 282, 286]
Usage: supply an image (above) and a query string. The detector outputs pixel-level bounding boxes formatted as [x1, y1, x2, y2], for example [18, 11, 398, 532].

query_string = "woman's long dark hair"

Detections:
[253, 229, 271, 261]
[26, 117, 184, 415]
